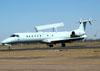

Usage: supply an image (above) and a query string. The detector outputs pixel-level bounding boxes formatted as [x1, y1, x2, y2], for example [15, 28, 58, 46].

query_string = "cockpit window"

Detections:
[10, 34, 19, 37]
[16, 35, 19, 37]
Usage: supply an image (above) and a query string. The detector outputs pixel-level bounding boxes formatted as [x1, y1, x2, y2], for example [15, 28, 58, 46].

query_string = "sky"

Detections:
[0, 0, 100, 42]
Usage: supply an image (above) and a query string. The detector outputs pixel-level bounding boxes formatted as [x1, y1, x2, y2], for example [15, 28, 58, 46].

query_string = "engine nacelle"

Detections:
[70, 31, 80, 37]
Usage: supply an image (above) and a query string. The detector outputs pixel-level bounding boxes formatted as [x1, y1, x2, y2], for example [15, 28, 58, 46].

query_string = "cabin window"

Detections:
[34, 35, 36, 37]
[26, 35, 28, 37]
[31, 35, 33, 37]
[47, 35, 49, 37]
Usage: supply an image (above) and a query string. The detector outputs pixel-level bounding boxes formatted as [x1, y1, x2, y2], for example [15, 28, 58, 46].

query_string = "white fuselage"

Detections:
[1, 31, 86, 46]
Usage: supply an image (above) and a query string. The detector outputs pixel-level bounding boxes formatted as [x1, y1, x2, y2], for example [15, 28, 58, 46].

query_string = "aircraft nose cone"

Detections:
[1, 40, 8, 45]
[2, 37, 17, 45]
[1, 38, 12, 44]
[2, 40, 8, 44]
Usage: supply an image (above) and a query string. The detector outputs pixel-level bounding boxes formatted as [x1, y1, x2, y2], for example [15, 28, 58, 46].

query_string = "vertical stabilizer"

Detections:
[77, 18, 92, 32]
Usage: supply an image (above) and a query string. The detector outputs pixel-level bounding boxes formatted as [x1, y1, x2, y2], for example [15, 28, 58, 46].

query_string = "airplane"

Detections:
[1, 18, 92, 50]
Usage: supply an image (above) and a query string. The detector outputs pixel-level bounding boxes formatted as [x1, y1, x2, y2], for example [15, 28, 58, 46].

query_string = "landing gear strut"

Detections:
[8, 46, 11, 50]
[3, 44, 12, 50]
[7, 45, 12, 50]
[61, 42, 66, 47]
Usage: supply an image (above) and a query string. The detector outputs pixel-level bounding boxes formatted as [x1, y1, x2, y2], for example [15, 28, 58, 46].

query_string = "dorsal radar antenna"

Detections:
[34, 22, 64, 32]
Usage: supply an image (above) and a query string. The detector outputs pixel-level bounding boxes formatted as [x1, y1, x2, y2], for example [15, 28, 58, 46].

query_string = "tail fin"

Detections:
[78, 18, 92, 32]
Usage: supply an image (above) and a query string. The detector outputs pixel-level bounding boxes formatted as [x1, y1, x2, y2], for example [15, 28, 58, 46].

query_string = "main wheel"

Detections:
[47, 44, 53, 47]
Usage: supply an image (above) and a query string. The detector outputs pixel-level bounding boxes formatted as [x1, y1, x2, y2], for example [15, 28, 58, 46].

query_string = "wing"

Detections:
[42, 37, 84, 44]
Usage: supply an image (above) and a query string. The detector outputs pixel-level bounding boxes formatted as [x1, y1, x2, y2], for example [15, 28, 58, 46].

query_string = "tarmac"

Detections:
[0, 46, 100, 51]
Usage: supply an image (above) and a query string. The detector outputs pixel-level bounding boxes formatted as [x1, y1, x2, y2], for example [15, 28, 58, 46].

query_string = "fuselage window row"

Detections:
[26, 35, 42, 38]
[26, 34, 54, 38]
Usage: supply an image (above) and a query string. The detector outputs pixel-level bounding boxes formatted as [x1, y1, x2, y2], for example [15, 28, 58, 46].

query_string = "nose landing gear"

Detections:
[8, 46, 11, 50]
[1, 43, 11, 50]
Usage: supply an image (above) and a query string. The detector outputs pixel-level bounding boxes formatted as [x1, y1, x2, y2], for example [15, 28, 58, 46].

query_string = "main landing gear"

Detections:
[61, 42, 66, 47]
[47, 44, 53, 47]
[47, 42, 66, 48]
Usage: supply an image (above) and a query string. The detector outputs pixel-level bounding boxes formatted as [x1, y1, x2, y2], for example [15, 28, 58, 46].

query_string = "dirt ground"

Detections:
[0, 56, 100, 71]
[0, 42, 100, 71]
[0, 49, 100, 71]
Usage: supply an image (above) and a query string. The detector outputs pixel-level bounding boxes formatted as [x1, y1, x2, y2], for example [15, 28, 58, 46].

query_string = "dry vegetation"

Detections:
[0, 41, 100, 59]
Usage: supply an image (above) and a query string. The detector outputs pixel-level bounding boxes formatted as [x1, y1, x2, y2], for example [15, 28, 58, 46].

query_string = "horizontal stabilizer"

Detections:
[34, 22, 64, 32]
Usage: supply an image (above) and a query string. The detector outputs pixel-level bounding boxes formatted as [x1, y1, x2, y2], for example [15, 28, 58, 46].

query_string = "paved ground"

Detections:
[0, 46, 100, 51]
[0, 46, 100, 71]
